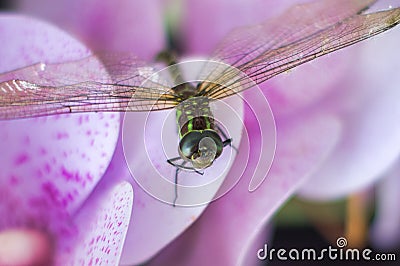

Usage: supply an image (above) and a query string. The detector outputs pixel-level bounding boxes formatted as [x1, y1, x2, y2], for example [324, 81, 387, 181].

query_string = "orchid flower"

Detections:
[0, 14, 135, 265]
[1, 0, 400, 265]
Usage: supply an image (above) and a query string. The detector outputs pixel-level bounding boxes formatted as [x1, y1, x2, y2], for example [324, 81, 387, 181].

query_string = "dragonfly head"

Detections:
[179, 130, 223, 169]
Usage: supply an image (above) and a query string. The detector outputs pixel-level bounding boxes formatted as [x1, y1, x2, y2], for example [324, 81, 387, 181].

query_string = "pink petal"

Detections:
[146, 110, 341, 265]
[182, 0, 310, 55]
[240, 223, 273, 265]
[241, 88, 277, 192]
[56, 181, 133, 265]
[264, 49, 355, 118]
[0, 14, 91, 69]
[298, 24, 400, 199]
[0, 15, 119, 232]
[17, 0, 165, 60]
[149, 221, 273, 266]
[370, 161, 400, 249]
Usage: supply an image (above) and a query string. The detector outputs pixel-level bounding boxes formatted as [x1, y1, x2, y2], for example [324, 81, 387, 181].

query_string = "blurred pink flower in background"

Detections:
[0, 0, 399, 265]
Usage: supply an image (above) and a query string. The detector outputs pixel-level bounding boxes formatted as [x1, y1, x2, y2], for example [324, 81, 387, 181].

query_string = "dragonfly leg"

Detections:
[223, 138, 233, 147]
[167, 156, 182, 207]
[167, 156, 182, 166]
[173, 166, 180, 207]
[167, 157, 204, 206]
[194, 169, 204, 175]
[217, 124, 238, 153]
[167, 157, 204, 174]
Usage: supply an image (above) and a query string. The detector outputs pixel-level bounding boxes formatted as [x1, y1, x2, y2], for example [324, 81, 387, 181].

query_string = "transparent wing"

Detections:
[198, 0, 400, 99]
[0, 53, 180, 120]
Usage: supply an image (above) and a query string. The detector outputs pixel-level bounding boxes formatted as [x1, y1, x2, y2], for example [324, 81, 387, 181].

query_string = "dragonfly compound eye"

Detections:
[179, 130, 224, 169]
[191, 137, 217, 169]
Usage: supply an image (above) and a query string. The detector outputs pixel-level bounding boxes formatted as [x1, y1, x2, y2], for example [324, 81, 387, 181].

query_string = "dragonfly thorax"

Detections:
[172, 82, 199, 100]
[176, 96, 215, 136]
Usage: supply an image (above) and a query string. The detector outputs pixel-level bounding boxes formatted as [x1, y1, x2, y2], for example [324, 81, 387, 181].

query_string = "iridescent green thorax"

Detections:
[176, 95, 215, 139]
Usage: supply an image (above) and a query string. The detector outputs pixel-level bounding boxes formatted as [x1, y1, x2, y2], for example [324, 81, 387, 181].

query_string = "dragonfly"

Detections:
[1, 0, 400, 204]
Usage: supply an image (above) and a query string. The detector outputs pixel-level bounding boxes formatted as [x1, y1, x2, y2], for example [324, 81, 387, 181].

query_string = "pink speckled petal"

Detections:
[298, 26, 400, 200]
[0, 15, 120, 232]
[17, 0, 165, 60]
[0, 15, 91, 69]
[56, 181, 133, 265]
[370, 161, 400, 249]
[182, 0, 310, 55]
[147, 111, 341, 265]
